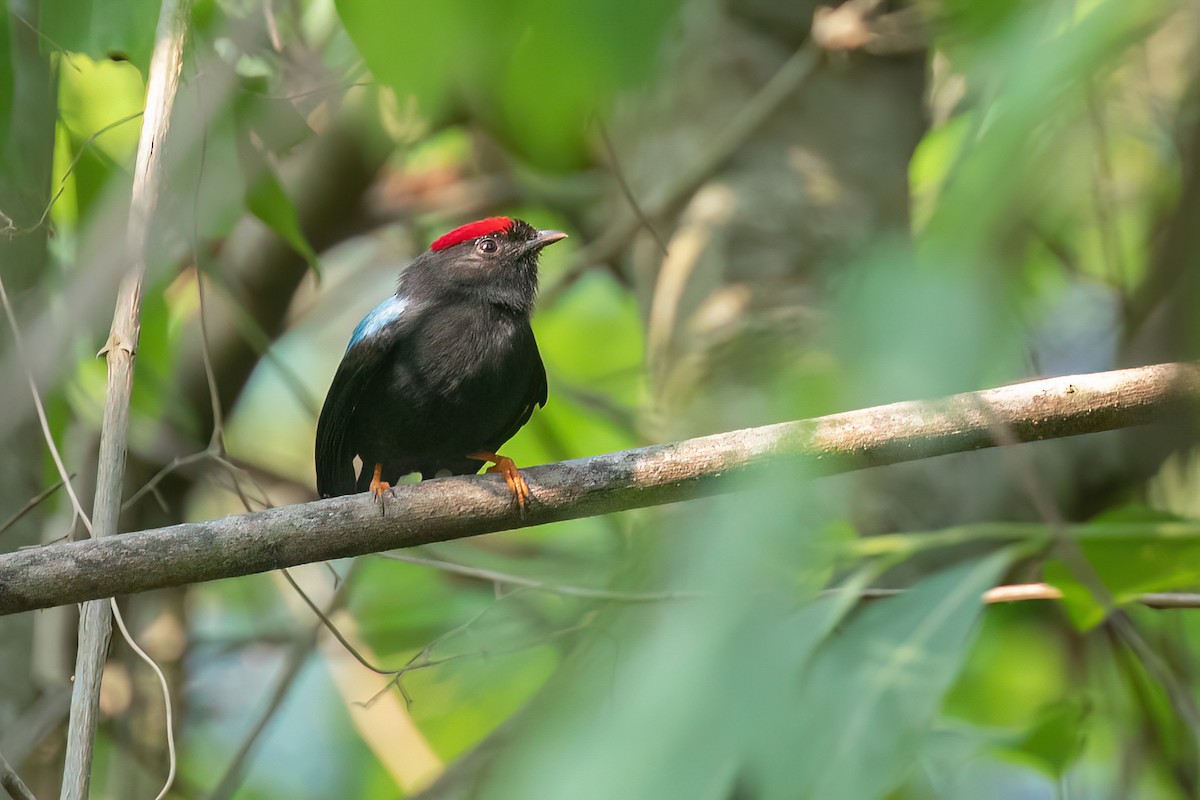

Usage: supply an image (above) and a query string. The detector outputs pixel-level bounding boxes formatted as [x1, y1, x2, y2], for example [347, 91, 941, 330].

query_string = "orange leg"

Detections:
[467, 451, 531, 511]
[368, 462, 391, 502]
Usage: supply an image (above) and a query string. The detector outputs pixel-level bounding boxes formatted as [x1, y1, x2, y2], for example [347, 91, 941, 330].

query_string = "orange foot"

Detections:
[368, 462, 391, 503]
[467, 451, 531, 512]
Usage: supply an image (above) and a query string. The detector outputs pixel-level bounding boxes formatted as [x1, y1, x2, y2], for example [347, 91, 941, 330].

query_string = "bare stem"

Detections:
[0, 748, 36, 800]
[59, 0, 192, 797]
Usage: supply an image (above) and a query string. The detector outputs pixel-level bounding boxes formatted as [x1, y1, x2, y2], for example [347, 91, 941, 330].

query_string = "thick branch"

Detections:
[2, 362, 1197, 617]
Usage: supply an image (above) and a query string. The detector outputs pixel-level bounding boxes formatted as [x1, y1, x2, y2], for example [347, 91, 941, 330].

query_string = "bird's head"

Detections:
[405, 217, 567, 315]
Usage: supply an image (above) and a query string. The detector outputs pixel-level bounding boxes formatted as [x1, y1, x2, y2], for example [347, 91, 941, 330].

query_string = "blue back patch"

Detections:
[348, 294, 410, 350]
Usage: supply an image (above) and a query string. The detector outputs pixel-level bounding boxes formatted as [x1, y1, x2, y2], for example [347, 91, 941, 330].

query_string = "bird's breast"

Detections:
[359, 305, 537, 448]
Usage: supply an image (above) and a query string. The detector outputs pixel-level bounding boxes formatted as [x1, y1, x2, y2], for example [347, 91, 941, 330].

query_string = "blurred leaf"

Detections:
[335, 0, 679, 168]
[171, 77, 248, 242]
[50, 55, 143, 231]
[937, 0, 1041, 49]
[921, 0, 1169, 260]
[0, 11, 12, 160]
[832, 244, 1024, 402]
[348, 557, 564, 758]
[38, 0, 160, 71]
[237, 132, 322, 277]
[535, 270, 644, 398]
[349, 557, 495, 654]
[996, 698, 1090, 778]
[333, 0, 460, 123]
[56, 54, 143, 164]
[49, 123, 80, 229]
[944, 604, 1068, 729]
[787, 551, 1011, 800]
[1045, 506, 1200, 629]
[234, 79, 315, 157]
[1046, 522, 1200, 631]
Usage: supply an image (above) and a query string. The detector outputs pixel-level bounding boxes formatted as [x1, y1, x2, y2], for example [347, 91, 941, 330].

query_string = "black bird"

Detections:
[315, 217, 566, 507]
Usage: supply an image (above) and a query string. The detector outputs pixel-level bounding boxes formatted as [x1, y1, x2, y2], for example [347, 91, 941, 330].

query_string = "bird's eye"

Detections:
[476, 238, 498, 254]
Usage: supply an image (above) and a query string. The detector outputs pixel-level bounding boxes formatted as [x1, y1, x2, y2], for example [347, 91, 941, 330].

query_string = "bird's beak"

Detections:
[527, 229, 568, 252]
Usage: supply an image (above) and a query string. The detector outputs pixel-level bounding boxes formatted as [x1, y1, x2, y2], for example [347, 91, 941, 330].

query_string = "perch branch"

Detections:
[1, 362, 1197, 618]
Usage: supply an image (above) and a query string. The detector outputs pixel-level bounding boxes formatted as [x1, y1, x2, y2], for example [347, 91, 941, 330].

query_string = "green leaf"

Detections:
[1044, 509, 1200, 630]
[237, 134, 322, 277]
[333, 0, 460, 124]
[0, 11, 12, 160]
[39, 0, 160, 71]
[996, 698, 1090, 778]
[784, 551, 1012, 800]
[335, 0, 680, 168]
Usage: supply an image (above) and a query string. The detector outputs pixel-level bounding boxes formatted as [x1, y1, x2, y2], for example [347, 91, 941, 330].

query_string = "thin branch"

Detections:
[61, 0, 192, 796]
[0, 476, 69, 537]
[122, 449, 213, 511]
[20, 111, 145, 237]
[0, 273, 93, 535]
[0, 688, 72, 769]
[379, 551, 699, 602]
[284, 562, 596, 713]
[0, 362, 1196, 616]
[837, 584, 1200, 610]
[542, 42, 821, 306]
[191, 77, 224, 448]
[982, 582, 1063, 603]
[595, 118, 668, 258]
[279, 568, 391, 676]
[109, 599, 176, 800]
[359, 588, 593, 710]
[1139, 593, 1200, 609]
[0, 747, 36, 800]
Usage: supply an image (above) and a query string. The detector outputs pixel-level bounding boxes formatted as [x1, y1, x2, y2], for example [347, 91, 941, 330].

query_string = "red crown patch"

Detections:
[429, 217, 514, 252]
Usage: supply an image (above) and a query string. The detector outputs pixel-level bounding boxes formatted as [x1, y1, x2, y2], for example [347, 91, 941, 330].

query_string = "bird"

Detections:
[315, 216, 566, 510]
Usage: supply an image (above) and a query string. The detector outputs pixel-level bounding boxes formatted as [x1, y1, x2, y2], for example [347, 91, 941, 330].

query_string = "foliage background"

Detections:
[1, 0, 1200, 797]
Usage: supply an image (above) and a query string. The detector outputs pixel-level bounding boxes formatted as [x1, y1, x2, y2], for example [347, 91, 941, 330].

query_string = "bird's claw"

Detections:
[368, 463, 391, 506]
[487, 457, 530, 513]
[468, 451, 531, 514]
[369, 480, 391, 503]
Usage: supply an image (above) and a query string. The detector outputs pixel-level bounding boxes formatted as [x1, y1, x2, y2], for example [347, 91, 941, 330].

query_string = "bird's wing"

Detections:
[490, 334, 548, 449]
[315, 295, 413, 497]
[532, 341, 548, 408]
[315, 343, 379, 497]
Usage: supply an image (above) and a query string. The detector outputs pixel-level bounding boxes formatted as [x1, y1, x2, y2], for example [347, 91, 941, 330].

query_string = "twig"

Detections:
[542, 43, 821, 306]
[23, 112, 144, 236]
[60, 0, 191, 796]
[835, 584, 1200, 610]
[982, 582, 1063, 603]
[0, 688, 72, 769]
[379, 551, 699, 602]
[0, 476, 70, 537]
[1139, 593, 1200, 609]
[595, 118, 668, 258]
[122, 449, 213, 511]
[109, 599, 176, 800]
[191, 78, 224, 448]
[279, 568, 391, 676]
[360, 588, 594, 709]
[0, 747, 35, 800]
[283, 564, 587, 711]
[0, 274, 93, 535]
[1, 362, 1198, 616]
